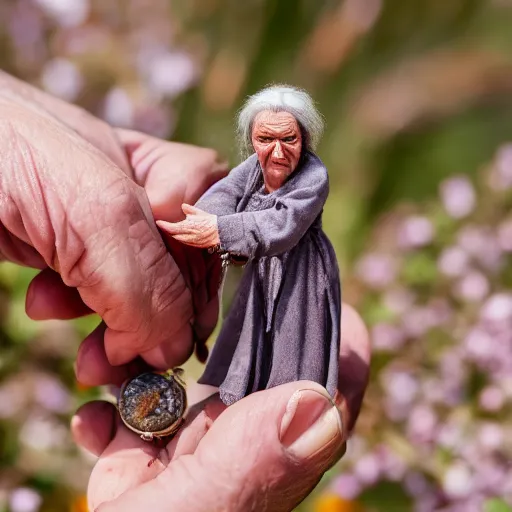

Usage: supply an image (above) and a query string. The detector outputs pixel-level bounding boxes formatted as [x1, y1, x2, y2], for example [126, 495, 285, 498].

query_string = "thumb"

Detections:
[96, 381, 345, 512]
[182, 203, 202, 216]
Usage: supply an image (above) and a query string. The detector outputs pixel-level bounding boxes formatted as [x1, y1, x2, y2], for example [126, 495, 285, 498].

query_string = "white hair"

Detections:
[237, 84, 324, 157]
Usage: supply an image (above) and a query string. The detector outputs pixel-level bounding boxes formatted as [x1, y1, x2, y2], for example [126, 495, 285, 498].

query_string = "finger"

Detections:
[1, 110, 194, 368]
[155, 219, 190, 236]
[88, 415, 164, 508]
[72, 383, 219, 457]
[75, 324, 150, 387]
[116, 129, 229, 221]
[337, 304, 371, 433]
[71, 401, 118, 457]
[168, 235, 205, 247]
[165, 392, 226, 460]
[94, 381, 345, 512]
[138, 323, 193, 369]
[192, 296, 219, 342]
[26, 268, 93, 320]
[181, 203, 202, 216]
[87, 387, 224, 509]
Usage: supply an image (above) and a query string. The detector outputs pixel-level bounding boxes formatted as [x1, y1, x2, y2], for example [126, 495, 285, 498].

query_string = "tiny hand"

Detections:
[157, 204, 221, 249]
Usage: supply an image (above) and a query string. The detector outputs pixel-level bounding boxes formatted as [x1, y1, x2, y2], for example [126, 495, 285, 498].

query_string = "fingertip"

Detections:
[25, 269, 92, 320]
[71, 401, 117, 456]
[77, 326, 133, 386]
[140, 324, 194, 369]
[156, 220, 175, 235]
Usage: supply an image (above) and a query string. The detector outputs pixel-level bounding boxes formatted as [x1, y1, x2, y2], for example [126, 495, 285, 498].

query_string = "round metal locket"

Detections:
[118, 369, 187, 441]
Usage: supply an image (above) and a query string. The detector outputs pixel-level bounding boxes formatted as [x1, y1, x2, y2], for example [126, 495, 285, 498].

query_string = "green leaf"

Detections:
[484, 498, 512, 512]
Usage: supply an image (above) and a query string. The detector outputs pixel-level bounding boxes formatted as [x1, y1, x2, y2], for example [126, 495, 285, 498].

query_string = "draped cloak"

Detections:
[196, 151, 341, 405]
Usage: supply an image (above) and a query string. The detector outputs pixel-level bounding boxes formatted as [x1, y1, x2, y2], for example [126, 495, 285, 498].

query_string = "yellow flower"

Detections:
[71, 495, 89, 512]
[314, 493, 365, 512]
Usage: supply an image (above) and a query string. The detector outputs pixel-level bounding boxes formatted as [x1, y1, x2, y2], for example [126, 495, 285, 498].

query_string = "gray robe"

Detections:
[196, 151, 341, 405]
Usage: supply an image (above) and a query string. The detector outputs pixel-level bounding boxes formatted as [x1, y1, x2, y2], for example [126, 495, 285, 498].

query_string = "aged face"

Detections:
[251, 110, 302, 192]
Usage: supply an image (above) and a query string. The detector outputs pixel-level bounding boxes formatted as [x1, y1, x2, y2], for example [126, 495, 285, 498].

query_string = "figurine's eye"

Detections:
[282, 136, 296, 143]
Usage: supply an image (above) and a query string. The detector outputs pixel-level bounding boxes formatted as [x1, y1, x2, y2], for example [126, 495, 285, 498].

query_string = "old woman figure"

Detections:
[159, 85, 342, 405]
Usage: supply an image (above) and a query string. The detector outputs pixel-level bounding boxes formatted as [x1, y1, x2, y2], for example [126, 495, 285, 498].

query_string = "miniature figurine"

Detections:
[158, 85, 342, 406]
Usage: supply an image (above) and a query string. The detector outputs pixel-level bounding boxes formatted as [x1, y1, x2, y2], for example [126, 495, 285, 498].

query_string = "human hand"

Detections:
[73, 305, 371, 511]
[157, 204, 221, 249]
[0, 71, 227, 378]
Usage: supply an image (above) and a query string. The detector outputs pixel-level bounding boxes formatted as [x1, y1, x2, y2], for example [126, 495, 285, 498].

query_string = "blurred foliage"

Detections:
[1, 0, 512, 510]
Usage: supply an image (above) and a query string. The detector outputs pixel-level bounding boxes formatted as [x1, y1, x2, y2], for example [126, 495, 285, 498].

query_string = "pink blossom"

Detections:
[353, 452, 381, 485]
[437, 246, 470, 277]
[442, 463, 473, 499]
[0, 380, 27, 419]
[371, 323, 405, 351]
[453, 271, 489, 302]
[479, 385, 505, 412]
[497, 219, 512, 251]
[406, 405, 437, 444]
[355, 253, 398, 289]
[440, 176, 476, 218]
[477, 422, 503, 451]
[381, 370, 418, 405]
[330, 474, 362, 499]
[382, 370, 419, 419]
[34, 375, 72, 414]
[103, 88, 134, 128]
[457, 226, 503, 271]
[382, 288, 416, 315]
[374, 445, 407, 480]
[401, 306, 443, 337]
[34, 0, 90, 27]
[404, 472, 431, 497]
[480, 293, 512, 322]
[464, 328, 495, 360]
[19, 413, 67, 450]
[134, 104, 175, 138]
[437, 422, 464, 450]
[41, 58, 83, 101]
[9, 488, 42, 512]
[492, 144, 512, 189]
[397, 216, 434, 249]
[145, 51, 199, 99]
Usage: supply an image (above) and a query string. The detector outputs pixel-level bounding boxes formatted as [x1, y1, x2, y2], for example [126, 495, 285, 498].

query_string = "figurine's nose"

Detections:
[272, 140, 284, 158]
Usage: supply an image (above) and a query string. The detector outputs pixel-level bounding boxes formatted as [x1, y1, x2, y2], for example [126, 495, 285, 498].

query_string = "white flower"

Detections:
[443, 463, 473, 499]
[34, 0, 89, 27]
[9, 488, 42, 512]
[41, 58, 83, 102]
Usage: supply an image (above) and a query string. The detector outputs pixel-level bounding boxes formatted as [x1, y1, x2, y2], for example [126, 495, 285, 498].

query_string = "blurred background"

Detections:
[1, 0, 512, 510]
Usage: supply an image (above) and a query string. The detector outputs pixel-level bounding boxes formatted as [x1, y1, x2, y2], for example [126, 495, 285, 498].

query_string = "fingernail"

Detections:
[280, 389, 342, 460]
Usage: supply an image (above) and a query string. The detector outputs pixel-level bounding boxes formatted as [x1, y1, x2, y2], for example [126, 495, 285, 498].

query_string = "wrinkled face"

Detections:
[251, 110, 302, 191]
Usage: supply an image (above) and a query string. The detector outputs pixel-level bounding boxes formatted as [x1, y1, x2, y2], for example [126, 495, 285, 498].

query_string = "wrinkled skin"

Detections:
[0, 70, 226, 379]
[0, 71, 372, 511]
[252, 110, 303, 192]
[158, 110, 304, 249]
[75, 305, 370, 512]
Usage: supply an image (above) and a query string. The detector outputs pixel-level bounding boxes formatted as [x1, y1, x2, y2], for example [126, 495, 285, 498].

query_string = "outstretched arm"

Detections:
[159, 158, 329, 259]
